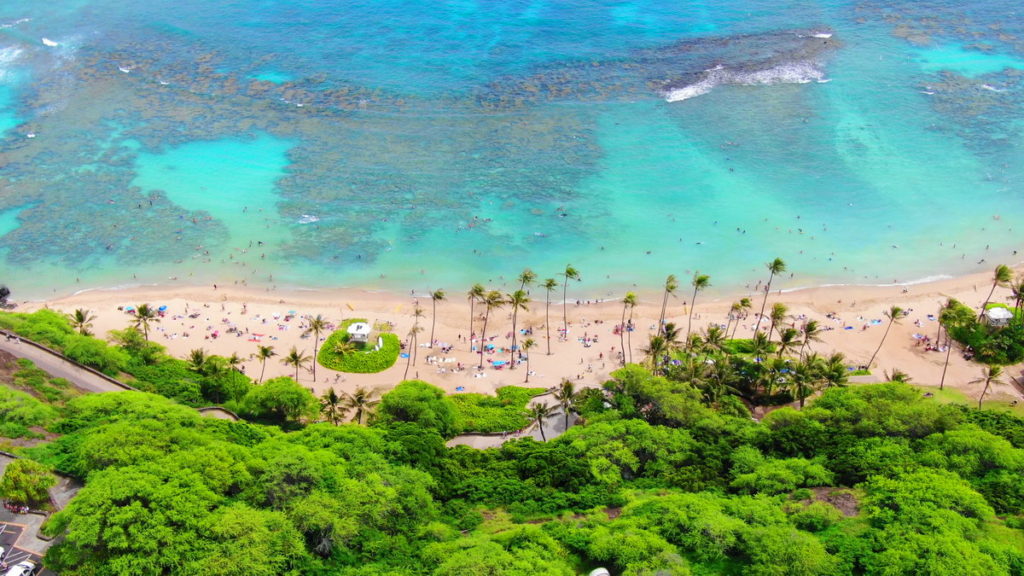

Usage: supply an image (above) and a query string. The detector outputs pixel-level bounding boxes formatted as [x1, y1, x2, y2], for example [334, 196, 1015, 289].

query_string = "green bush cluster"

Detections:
[0, 385, 59, 439]
[450, 386, 547, 433]
[317, 320, 400, 374]
[0, 309, 129, 376]
[944, 300, 1024, 365]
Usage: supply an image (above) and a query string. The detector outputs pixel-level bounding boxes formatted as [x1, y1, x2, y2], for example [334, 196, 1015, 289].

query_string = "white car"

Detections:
[4, 561, 35, 576]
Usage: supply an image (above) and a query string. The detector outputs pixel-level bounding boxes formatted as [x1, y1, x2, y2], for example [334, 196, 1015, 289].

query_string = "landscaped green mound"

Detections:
[317, 318, 400, 374]
[451, 386, 547, 434]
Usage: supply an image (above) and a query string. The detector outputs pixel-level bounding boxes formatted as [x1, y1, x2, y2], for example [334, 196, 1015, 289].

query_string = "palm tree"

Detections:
[226, 352, 243, 390]
[702, 325, 727, 356]
[320, 388, 346, 425]
[561, 264, 580, 336]
[754, 258, 786, 334]
[979, 264, 1013, 320]
[333, 338, 357, 357]
[776, 327, 800, 359]
[507, 289, 530, 369]
[822, 352, 849, 389]
[527, 401, 555, 441]
[867, 305, 903, 368]
[725, 301, 742, 341]
[522, 338, 537, 383]
[643, 334, 669, 375]
[1009, 275, 1024, 312]
[626, 292, 638, 364]
[552, 379, 577, 431]
[478, 290, 505, 369]
[68, 308, 96, 336]
[732, 297, 752, 339]
[517, 268, 537, 292]
[403, 325, 422, 380]
[542, 278, 558, 355]
[412, 305, 425, 365]
[188, 348, 209, 374]
[342, 386, 380, 424]
[799, 320, 823, 358]
[662, 322, 683, 354]
[658, 274, 679, 336]
[768, 302, 789, 340]
[467, 283, 485, 351]
[303, 314, 329, 382]
[133, 303, 159, 341]
[971, 365, 1004, 410]
[255, 345, 276, 384]
[283, 346, 311, 382]
[793, 354, 825, 409]
[750, 332, 773, 361]
[429, 289, 446, 348]
[686, 273, 711, 344]
[884, 368, 913, 384]
[619, 292, 637, 367]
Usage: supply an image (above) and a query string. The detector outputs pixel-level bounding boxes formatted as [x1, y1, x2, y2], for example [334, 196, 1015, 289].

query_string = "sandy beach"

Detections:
[13, 269, 1024, 406]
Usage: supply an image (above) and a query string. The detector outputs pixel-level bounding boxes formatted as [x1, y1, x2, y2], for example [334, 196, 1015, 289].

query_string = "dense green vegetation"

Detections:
[450, 386, 547, 433]
[943, 299, 1024, 366]
[4, 370, 1018, 575]
[318, 318, 401, 373]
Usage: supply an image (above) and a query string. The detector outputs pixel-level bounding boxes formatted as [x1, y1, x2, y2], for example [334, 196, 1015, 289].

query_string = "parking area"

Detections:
[0, 522, 54, 576]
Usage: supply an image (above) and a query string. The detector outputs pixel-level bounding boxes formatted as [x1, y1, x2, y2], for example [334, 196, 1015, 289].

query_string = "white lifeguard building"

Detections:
[347, 322, 372, 343]
[983, 307, 1014, 328]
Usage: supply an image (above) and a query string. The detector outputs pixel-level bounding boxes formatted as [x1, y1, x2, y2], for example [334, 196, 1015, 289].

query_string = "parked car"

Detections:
[4, 560, 35, 576]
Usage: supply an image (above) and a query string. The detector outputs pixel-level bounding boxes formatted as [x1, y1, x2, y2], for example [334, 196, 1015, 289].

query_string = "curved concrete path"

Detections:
[0, 336, 127, 393]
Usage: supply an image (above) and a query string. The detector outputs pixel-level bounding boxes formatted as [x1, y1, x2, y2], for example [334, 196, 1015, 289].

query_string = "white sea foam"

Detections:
[0, 47, 23, 82]
[812, 33, 833, 39]
[665, 60, 826, 102]
[41, 37, 59, 47]
[0, 18, 30, 30]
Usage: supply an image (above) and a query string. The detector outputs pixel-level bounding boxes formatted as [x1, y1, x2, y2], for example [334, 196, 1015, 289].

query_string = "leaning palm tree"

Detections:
[403, 325, 423, 380]
[478, 290, 505, 370]
[527, 401, 555, 441]
[799, 320, 823, 359]
[320, 388, 346, 425]
[686, 273, 711, 344]
[282, 346, 311, 382]
[411, 305, 425, 365]
[521, 338, 537, 383]
[517, 268, 537, 292]
[303, 314, 329, 382]
[133, 303, 159, 341]
[971, 364, 1004, 410]
[553, 379, 577, 431]
[255, 345, 276, 384]
[467, 283, 485, 351]
[754, 258, 786, 334]
[768, 302, 789, 340]
[429, 289, 446, 348]
[658, 274, 679, 336]
[561, 264, 580, 336]
[776, 327, 800, 359]
[342, 386, 381, 424]
[542, 278, 558, 355]
[979, 264, 1013, 320]
[507, 289, 530, 369]
[732, 297, 752, 339]
[867, 305, 903, 368]
[626, 291, 638, 364]
[619, 292, 637, 367]
[1009, 275, 1024, 313]
[68, 308, 96, 336]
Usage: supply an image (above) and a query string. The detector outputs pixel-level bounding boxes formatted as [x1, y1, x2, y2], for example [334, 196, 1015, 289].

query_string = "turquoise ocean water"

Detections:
[0, 0, 1022, 299]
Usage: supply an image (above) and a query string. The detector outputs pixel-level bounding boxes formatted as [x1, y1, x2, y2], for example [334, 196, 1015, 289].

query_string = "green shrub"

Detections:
[317, 319, 400, 374]
[451, 386, 547, 433]
[0, 386, 59, 438]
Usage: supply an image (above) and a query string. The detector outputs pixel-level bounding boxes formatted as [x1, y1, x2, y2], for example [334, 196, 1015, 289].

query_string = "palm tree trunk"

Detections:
[564, 408, 570, 432]
[525, 357, 530, 383]
[620, 303, 628, 367]
[404, 338, 412, 379]
[979, 281, 998, 320]
[479, 310, 490, 370]
[311, 332, 319, 382]
[545, 296, 552, 356]
[562, 283, 569, 336]
[659, 290, 669, 335]
[754, 273, 774, 334]
[259, 361, 267, 384]
[468, 299, 475, 351]
[979, 379, 991, 410]
[867, 318, 894, 367]
[537, 418, 546, 441]
[686, 286, 698, 344]
[430, 300, 437, 349]
[939, 327, 952, 390]
[627, 307, 635, 364]
[510, 309, 518, 369]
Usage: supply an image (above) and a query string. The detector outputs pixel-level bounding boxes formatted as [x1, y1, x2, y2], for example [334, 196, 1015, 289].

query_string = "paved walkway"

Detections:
[0, 336, 126, 394]
[447, 395, 579, 449]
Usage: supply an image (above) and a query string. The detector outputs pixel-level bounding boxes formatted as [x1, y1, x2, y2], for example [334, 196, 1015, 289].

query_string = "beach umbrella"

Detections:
[158, 305, 168, 312]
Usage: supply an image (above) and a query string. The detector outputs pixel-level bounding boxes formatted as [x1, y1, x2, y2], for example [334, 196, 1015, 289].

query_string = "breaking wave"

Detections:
[665, 60, 827, 102]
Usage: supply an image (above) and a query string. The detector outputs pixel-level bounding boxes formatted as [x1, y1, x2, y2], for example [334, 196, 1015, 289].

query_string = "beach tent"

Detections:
[347, 322, 372, 343]
[984, 307, 1014, 327]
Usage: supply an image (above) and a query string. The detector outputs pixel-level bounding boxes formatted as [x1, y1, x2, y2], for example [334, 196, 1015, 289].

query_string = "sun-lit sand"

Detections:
[15, 268, 1023, 407]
